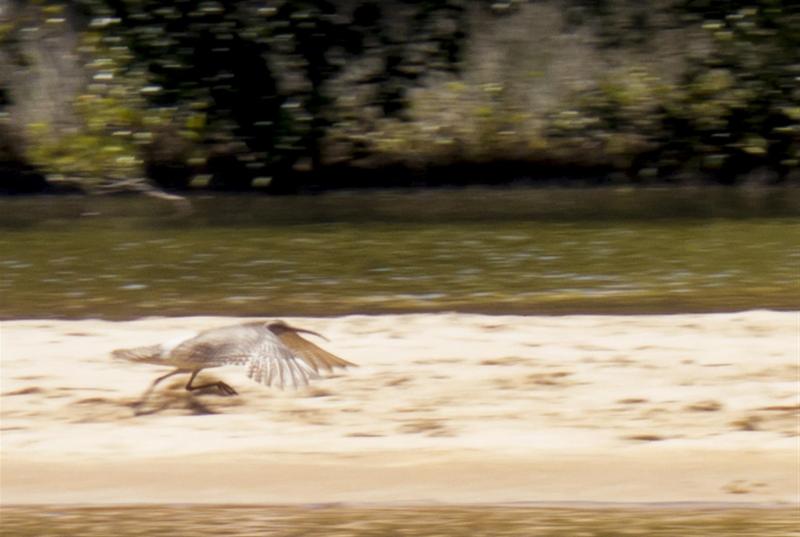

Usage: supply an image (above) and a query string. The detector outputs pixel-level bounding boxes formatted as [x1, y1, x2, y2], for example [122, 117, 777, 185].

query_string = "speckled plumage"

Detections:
[113, 320, 355, 398]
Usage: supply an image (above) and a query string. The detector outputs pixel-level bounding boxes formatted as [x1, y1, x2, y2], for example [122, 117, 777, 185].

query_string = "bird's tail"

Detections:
[111, 345, 165, 365]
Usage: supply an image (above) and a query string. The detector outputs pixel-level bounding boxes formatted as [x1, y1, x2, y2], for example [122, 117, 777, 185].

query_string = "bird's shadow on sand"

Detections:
[3, 386, 223, 423]
[127, 381, 245, 416]
[127, 392, 218, 416]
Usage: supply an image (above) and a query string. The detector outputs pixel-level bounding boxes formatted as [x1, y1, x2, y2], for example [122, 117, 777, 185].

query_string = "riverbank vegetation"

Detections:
[1, 0, 798, 193]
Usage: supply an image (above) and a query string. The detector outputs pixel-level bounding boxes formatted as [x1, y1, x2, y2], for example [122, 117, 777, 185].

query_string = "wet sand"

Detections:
[1, 312, 797, 505]
[2, 504, 798, 537]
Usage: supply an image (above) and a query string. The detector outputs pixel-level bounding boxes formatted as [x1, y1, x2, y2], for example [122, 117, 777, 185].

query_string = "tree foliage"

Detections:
[1, 0, 798, 192]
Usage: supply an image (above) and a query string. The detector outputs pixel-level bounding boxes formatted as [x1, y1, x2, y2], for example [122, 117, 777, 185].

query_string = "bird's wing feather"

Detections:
[169, 323, 266, 367]
[244, 334, 318, 389]
[166, 322, 331, 389]
[277, 331, 356, 372]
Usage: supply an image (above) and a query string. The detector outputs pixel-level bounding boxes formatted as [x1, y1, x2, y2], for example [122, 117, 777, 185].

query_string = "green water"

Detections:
[1, 505, 797, 536]
[1, 188, 798, 318]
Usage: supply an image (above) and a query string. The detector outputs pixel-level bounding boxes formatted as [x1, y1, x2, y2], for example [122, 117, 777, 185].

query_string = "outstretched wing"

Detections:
[244, 335, 319, 389]
[276, 331, 356, 372]
[170, 323, 318, 389]
[166, 322, 354, 389]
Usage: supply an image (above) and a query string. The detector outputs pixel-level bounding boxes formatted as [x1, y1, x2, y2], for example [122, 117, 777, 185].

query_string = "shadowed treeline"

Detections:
[1, 0, 798, 194]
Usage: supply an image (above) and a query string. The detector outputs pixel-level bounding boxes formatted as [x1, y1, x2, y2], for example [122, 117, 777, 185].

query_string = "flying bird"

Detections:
[113, 320, 355, 402]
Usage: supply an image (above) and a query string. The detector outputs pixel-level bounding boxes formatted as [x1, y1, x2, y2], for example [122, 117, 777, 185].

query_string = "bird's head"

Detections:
[265, 320, 328, 341]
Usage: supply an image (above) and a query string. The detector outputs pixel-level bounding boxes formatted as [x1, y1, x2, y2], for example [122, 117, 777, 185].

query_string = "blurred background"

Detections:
[0, 0, 798, 319]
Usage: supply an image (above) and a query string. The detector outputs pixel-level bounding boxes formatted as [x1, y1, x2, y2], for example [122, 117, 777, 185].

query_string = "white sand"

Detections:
[1, 312, 798, 505]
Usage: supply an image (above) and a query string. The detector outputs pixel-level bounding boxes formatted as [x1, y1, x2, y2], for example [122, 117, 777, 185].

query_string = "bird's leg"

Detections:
[185, 370, 239, 396]
[133, 368, 187, 412]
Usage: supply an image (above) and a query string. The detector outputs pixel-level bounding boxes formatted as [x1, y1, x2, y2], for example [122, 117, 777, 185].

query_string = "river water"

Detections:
[1, 187, 798, 319]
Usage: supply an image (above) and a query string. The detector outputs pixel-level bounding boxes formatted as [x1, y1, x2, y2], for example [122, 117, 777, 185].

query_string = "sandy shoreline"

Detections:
[1, 312, 798, 505]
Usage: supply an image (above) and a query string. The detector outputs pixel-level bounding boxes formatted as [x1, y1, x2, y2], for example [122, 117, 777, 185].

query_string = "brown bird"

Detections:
[113, 320, 355, 402]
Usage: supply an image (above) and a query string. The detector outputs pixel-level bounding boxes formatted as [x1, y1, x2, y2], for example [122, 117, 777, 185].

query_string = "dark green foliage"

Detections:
[65, 0, 469, 189]
[652, 0, 799, 180]
[542, 0, 800, 182]
[1, 0, 798, 191]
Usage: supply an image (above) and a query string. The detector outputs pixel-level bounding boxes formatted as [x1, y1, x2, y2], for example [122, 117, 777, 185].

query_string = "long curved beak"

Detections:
[290, 325, 329, 341]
